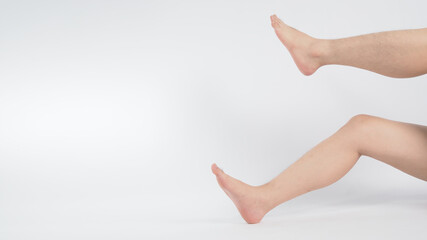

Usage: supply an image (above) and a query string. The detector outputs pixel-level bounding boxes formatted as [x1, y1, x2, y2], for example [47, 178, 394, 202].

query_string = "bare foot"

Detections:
[211, 163, 270, 224]
[270, 14, 327, 76]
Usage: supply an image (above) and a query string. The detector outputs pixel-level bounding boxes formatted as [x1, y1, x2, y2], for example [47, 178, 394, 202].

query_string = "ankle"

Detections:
[310, 39, 331, 66]
[256, 183, 278, 212]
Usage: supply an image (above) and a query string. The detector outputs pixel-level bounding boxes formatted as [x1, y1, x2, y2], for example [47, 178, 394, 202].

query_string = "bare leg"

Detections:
[212, 114, 427, 224]
[270, 15, 427, 78]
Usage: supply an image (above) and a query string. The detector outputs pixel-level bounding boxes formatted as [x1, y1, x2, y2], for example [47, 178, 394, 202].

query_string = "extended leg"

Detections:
[211, 114, 427, 224]
[270, 15, 427, 78]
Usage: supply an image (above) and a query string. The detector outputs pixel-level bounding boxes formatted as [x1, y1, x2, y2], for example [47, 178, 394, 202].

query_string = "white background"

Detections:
[0, 0, 426, 239]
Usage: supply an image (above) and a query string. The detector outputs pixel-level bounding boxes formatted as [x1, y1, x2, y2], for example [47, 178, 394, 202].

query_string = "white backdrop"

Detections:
[1, 0, 426, 239]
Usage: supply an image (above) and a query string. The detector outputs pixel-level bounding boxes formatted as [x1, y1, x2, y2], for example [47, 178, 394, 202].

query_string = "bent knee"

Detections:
[339, 114, 379, 154]
[340, 114, 381, 141]
[345, 114, 377, 130]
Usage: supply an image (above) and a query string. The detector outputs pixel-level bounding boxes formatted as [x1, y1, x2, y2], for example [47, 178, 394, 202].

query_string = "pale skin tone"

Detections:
[211, 15, 427, 224]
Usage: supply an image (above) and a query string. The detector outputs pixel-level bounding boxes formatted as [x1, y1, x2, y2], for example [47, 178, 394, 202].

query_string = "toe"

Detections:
[211, 163, 223, 176]
[270, 14, 277, 20]
[270, 15, 283, 28]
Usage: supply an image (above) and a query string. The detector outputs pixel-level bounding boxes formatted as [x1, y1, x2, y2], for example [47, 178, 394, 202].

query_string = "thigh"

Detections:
[353, 114, 427, 181]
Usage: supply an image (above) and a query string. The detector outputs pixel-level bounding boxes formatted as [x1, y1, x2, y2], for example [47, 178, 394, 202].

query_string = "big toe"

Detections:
[270, 14, 283, 28]
[211, 163, 223, 176]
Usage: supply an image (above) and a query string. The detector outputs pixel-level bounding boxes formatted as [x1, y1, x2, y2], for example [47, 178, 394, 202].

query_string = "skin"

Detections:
[211, 15, 427, 224]
[269, 15, 427, 77]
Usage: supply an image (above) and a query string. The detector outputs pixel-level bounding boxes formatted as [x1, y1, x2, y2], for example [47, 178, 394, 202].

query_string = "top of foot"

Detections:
[211, 163, 269, 224]
[270, 14, 324, 76]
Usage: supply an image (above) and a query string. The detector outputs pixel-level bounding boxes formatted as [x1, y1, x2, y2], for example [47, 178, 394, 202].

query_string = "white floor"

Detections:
[2, 189, 426, 240]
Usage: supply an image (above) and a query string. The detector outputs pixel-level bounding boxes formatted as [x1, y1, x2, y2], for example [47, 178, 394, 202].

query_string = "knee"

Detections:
[338, 114, 377, 154]
[343, 114, 377, 134]
[347, 114, 375, 126]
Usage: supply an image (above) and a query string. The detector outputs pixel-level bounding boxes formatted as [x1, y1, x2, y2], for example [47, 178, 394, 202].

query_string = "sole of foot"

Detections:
[270, 14, 326, 76]
[211, 163, 269, 224]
